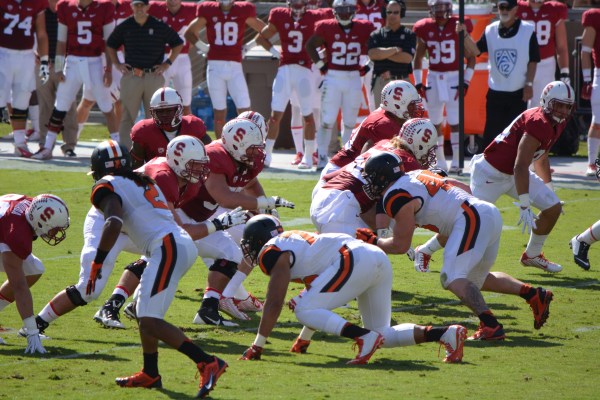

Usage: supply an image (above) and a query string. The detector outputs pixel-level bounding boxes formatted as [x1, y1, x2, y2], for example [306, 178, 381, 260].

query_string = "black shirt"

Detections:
[45, 8, 58, 61]
[368, 25, 416, 77]
[106, 16, 183, 69]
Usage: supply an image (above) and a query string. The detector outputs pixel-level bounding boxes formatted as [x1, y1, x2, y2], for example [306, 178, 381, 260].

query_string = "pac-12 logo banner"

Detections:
[494, 48, 517, 78]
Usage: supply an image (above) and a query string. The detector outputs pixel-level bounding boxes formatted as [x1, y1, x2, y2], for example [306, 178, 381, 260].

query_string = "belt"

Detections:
[377, 74, 407, 80]
[128, 66, 155, 77]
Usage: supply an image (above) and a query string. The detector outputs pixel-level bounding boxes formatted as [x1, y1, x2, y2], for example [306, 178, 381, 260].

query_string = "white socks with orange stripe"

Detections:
[381, 323, 416, 347]
[577, 220, 600, 245]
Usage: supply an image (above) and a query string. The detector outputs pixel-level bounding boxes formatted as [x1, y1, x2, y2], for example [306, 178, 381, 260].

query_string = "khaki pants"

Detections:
[119, 72, 164, 149]
[372, 73, 409, 108]
[36, 65, 78, 152]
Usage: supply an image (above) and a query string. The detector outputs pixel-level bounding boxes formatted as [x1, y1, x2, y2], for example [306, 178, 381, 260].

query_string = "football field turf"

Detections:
[0, 168, 599, 400]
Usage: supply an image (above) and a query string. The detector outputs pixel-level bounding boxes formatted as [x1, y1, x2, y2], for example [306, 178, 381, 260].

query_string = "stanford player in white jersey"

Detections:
[33, 0, 119, 161]
[149, 0, 196, 114]
[184, 0, 265, 138]
[413, 0, 476, 173]
[306, 0, 375, 169]
[581, 8, 600, 177]
[257, 0, 326, 169]
[517, 0, 569, 107]
[0, 0, 49, 157]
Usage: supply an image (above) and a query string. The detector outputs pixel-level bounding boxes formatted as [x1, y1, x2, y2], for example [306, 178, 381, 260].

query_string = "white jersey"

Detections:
[91, 174, 178, 255]
[381, 170, 473, 237]
[485, 20, 535, 92]
[258, 232, 358, 284]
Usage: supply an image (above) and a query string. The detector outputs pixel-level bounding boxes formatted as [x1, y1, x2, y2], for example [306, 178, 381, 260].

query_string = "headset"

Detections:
[381, 0, 406, 20]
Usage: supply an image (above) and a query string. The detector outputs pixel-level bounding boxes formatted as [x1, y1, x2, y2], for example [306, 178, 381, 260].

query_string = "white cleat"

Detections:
[585, 164, 596, 177]
[14, 144, 33, 157]
[218, 297, 250, 320]
[347, 331, 384, 365]
[413, 245, 431, 273]
[439, 325, 467, 363]
[31, 147, 53, 160]
[520, 252, 562, 273]
[93, 307, 126, 329]
[192, 310, 238, 327]
[234, 293, 264, 312]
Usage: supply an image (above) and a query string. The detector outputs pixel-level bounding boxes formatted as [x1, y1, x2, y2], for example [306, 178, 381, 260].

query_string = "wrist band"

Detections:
[205, 220, 216, 235]
[413, 69, 422, 85]
[165, 58, 172, 65]
[94, 249, 109, 264]
[464, 68, 474, 82]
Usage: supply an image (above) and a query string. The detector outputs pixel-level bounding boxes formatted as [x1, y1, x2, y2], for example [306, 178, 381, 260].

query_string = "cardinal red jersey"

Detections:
[323, 140, 420, 212]
[180, 141, 264, 222]
[582, 8, 600, 69]
[413, 16, 473, 72]
[315, 7, 334, 19]
[196, 1, 256, 62]
[269, 8, 324, 68]
[57, 0, 115, 57]
[0, 194, 34, 260]
[114, 0, 132, 25]
[517, 1, 567, 60]
[355, 0, 384, 29]
[483, 107, 567, 175]
[149, 1, 196, 54]
[314, 19, 375, 71]
[330, 107, 402, 168]
[138, 157, 200, 209]
[130, 115, 208, 162]
[0, 0, 48, 50]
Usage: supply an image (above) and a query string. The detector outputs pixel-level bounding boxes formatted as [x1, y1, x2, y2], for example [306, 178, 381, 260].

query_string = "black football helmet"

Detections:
[362, 152, 405, 199]
[89, 140, 133, 181]
[241, 214, 284, 265]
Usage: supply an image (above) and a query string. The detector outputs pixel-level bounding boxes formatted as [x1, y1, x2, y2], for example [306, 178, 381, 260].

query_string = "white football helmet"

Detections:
[333, 0, 356, 26]
[398, 118, 438, 168]
[238, 110, 267, 140]
[150, 87, 183, 132]
[167, 135, 210, 184]
[222, 118, 266, 168]
[428, 0, 452, 20]
[218, 0, 234, 7]
[288, 0, 306, 19]
[380, 80, 425, 120]
[306, 0, 320, 10]
[27, 194, 70, 246]
[540, 81, 574, 124]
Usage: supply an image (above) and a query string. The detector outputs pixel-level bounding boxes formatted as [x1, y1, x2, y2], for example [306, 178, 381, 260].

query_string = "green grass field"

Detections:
[0, 165, 599, 399]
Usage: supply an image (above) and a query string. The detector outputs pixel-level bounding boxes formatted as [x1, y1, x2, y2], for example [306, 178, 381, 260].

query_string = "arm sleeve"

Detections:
[529, 32, 541, 63]
[476, 33, 487, 54]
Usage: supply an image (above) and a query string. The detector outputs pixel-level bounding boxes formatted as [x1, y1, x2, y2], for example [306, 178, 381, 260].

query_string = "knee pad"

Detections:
[124, 258, 147, 280]
[208, 259, 238, 279]
[66, 285, 88, 307]
[48, 110, 67, 132]
[10, 108, 28, 121]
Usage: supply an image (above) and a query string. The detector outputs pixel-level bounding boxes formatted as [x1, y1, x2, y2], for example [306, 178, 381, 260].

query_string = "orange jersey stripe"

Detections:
[320, 245, 354, 293]
[458, 202, 480, 255]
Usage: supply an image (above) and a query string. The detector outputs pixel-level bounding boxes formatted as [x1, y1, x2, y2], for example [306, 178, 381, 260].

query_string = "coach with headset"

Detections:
[367, 0, 416, 107]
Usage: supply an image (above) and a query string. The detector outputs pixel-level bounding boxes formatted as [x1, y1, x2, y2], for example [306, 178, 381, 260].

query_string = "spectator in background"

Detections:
[106, 0, 183, 148]
[367, 0, 415, 108]
[580, 7, 600, 176]
[148, 0, 197, 116]
[184, 0, 266, 139]
[36, 0, 78, 158]
[517, 0, 570, 108]
[464, 0, 539, 149]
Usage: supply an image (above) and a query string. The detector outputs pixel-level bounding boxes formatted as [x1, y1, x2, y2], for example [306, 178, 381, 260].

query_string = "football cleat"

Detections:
[316, 154, 328, 171]
[413, 245, 431, 272]
[467, 322, 505, 341]
[528, 287, 553, 330]
[218, 297, 250, 320]
[94, 306, 126, 329]
[291, 152, 303, 165]
[570, 236, 591, 270]
[347, 331, 384, 365]
[115, 371, 162, 388]
[312, 152, 318, 166]
[585, 164, 596, 177]
[193, 307, 238, 327]
[25, 129, 40, 142]
[14, 144, 33, 158]
[520, 252, 562, 273]
[290, 337, 311, 354]
[123, 301, 138, 320]
[62, 149, 77, 158]
[297, 161, 312, 170]
[439, 325, 467, 363]
[197, 356, 228, 399]
[31, 147, 53, 160]
[18, 316, 50, 338]
[234, 293, 264, 312]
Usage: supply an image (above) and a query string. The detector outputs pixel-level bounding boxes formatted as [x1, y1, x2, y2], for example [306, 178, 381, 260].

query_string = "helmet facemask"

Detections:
[151, 105, 183, 132]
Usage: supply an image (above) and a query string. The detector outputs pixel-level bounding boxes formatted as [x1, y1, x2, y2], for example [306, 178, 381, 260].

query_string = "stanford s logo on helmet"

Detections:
[362, 152, 405, 200]
[89, 140, 133, 181]
[237, 110, 268, 140]
[150, 87, 184, 132]
[222, 118, 266, 167]
[381, 80, 425, 120]
[166, 135, 210, 184]
[540, 80, 574, 124]
[27, 194, 70, 246]
[241, 214, 284, 265]
[398, 118, 438, 168]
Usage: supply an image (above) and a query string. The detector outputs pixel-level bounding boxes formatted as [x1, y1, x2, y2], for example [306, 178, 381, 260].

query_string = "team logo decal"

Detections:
[335, 34, 340, 40]
[494, 48, 517, 78]
[7, 4, 12, 10]
[213, 16, 218, 22]
[158, 147, 165, 154]
[163, 17, 168, 22]
[285, 23, 290, 29]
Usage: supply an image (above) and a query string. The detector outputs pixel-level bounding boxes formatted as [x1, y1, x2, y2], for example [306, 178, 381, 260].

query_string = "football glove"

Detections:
[356, 228, 378, 245]
[211, 206, 248, 231]
[514, 201, 537, 235]
[452, 82, 469, 101]
[257, 196, 295, 210]
[581, 82, 592, 101]
[240, 344, 263, 360]
[415, 83, 430, 102]
[39, 61, 50, 85]
[359, 62, 371, 77]
[86, 261, 103, 296]
[22, 317, 47, 355]
[428, 167, 448, 177]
